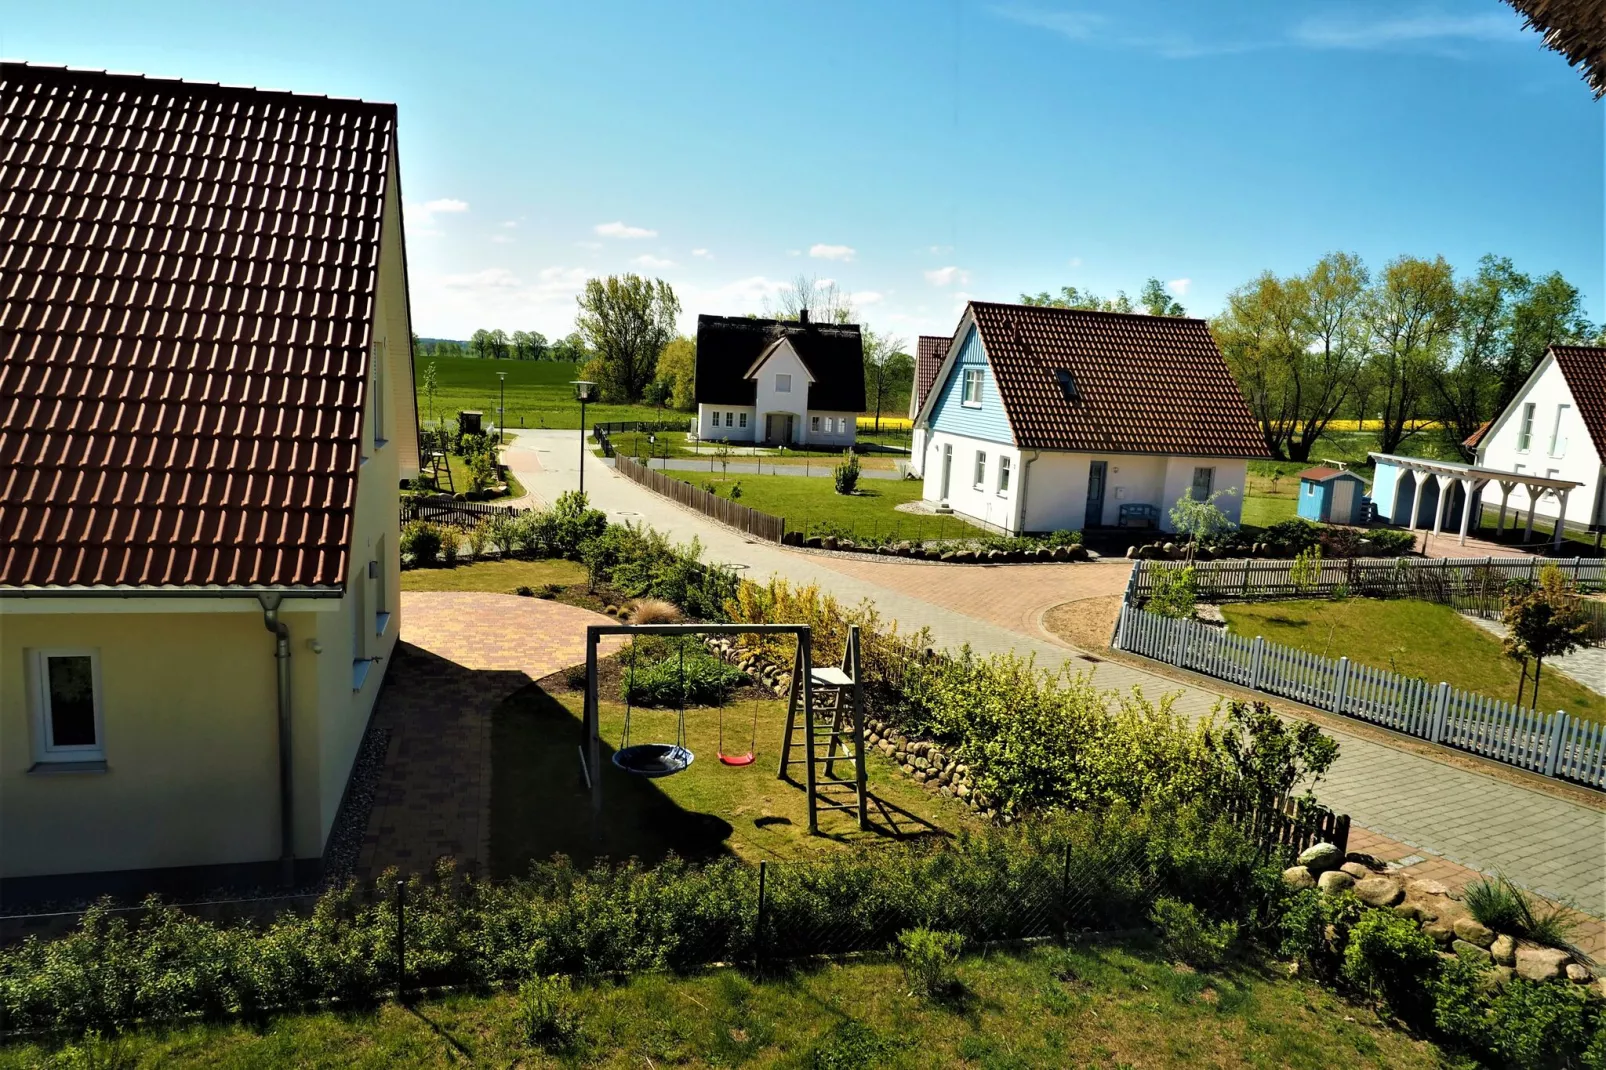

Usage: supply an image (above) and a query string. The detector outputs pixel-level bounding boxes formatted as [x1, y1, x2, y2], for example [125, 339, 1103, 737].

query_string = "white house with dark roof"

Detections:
[693, 312, 865, 447]
[912, 302, 1271, 535]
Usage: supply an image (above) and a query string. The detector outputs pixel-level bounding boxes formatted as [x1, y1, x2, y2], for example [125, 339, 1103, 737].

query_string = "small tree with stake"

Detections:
[1501, 565, 1592, 711]
[1168, 487, 1238, 560]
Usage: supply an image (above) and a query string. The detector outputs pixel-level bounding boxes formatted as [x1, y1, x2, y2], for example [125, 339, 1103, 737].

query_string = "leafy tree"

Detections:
[421, 361, 439, 425]
[575, 275, 681, 402]
[862, 329, 912, 432]
[1430, 254, 1522, 459]
[1210, 700, 1339, 810]
[1501, 565, 1592, 710]
[1501, 270, 1596, 410]
[765, 274, 855, 324]
[1138, 277, 1186, 317]
[1147, 566, 1197, 619]
[548, 332, 589, 365]
[1168, 487, 1238, 554]
[511, 330, 548, 361]
[1362, 255, 1457, 455]
[488, 328, 511, 360]
[470, 328, 494, 360]
[654, 336, 698, 412]
[1020, 285, 1134, 313]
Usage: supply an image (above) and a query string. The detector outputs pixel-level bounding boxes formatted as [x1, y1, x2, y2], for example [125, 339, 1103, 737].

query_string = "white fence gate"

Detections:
[1114, 604, 1606, 790]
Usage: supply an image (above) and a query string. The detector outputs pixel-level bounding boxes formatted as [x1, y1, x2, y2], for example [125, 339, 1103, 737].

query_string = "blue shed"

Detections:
[1296, 467, 1369, 524]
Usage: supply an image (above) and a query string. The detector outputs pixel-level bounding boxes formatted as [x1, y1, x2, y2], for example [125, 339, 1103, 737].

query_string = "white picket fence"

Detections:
[1114, 604, 1606, 789]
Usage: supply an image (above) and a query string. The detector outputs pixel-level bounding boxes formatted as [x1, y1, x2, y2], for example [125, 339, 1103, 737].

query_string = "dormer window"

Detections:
[961, 368, 983, 407]
[776, 373, 792, 393]
[1054, 368, 1079, 403]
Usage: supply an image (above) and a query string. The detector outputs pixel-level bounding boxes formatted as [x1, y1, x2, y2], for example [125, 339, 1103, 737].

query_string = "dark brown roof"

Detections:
[1505, 0, 1606, 97]
[0, 63, 398, 591]
[964, 302, 1272, 458]
[694, 315, 865, 412]
[1463, 420, 1492, 449]
[913, 335, 947, 414]
[1298, 467, 1357, 482]
[1551, 344, 1606, 456]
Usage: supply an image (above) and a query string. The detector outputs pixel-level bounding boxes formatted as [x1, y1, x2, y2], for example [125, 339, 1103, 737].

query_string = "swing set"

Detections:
[580, 622, 867, 833]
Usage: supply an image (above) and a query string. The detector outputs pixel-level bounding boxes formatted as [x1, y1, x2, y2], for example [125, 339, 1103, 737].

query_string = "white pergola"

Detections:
[1370, 453, 1584, 549]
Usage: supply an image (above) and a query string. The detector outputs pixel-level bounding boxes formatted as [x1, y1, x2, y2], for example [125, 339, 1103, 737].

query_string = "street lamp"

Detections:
[496, 371, 507, 447]
[571, 379, 597, 496]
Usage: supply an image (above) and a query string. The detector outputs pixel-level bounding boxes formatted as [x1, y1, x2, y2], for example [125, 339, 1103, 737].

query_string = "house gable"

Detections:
[1476, 348, 1604, 478]
[925, 323, 1017, 446]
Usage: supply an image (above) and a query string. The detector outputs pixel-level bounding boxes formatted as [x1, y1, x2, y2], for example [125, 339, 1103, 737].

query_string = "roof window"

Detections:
[1054, 368, 1080, 403]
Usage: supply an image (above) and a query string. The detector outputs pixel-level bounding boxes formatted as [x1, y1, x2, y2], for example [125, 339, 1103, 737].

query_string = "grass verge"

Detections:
[399, 558, 587, 594]
[691, 473, 980, 543]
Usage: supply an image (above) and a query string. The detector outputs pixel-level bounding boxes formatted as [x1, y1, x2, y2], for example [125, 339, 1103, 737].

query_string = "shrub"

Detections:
[400, 520, 443, 568]
[467, 449, 498, 493]
[465, 521, 490, 560]
[895, 927, 963, 996]
[630, 598, 682, 625]
[514, 975, 583, 1053]
[1279, 888, 1364, 978]
[482, 514, 520, 557]
[1341, 908, 1440, 1024]
[1289, 544, 1323, 593]
[1150, 896, 1237, 970]
[439, 526, 460, 565]
[1432, 954, 1492, 1052]
[833, 451, 861, 495]
[544, 491, 609, 558]
[728, 481, 743, 501]
[621, 642, 746, 706]
[1365, 528, 1416, 556]
[1486, 979, 1600, 1070]
[1146, 565, 1197, 619]
[1046, 529, 1082, 547]
[1262, 518, 1321, 553]
[1464, 873, 1580, 949]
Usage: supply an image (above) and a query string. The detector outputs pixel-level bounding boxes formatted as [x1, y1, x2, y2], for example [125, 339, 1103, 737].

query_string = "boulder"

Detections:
[1490, 935, 1517, 967]
[1317, 870, 1355, 895]
[1567, 963, 1592, 985]
[1353, 877, 1405, 909]
[1423, 920, 1457, 946]
[1452, 917, 1495, 949]
[1408, 879, 1453, 898]
[1297, 842, 1345, 874]
[1282, 866, 1318, 891]
[1452, 939, 1493, 964]
[1515, 945, 1571, 982]
[1393, 902, 1425, 923]
[1339, 862, 1371, 880]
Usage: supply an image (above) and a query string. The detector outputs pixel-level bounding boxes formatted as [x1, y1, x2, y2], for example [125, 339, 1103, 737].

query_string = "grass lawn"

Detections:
[4, 941, 1450, 1068]
[414, 356, 669, 430]
[603, 430, 903, 471]
[399, 558, 587, 594]
[489, 667, 967, 875]
[1220, 597, 1605, 723]
[695, 472, 981, 543]
[418, 451, 526, 500]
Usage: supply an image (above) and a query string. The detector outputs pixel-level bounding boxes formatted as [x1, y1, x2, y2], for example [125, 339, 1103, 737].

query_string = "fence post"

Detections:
[1060, 841, 1073, 937]
[394, 879, 407, 1001]
[1249, 636, 1265, 690]
[1544, 712, 1568, 778]
[1429, 682, 1450, 744]
[1331, 657, 1350, 715]
[754, 860, 768, 974]
[1114, 603, 1130, 651]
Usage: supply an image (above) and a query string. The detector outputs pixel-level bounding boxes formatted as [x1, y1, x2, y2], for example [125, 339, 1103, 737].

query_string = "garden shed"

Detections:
[1296, 467, 1368, 524]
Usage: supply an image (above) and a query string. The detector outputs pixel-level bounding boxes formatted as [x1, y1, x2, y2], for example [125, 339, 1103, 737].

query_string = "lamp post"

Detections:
[496, 371, 507, 447]
[571, 379, 596, 497]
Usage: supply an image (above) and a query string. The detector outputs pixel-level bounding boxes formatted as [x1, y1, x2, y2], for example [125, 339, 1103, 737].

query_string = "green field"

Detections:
[2, 941, 1450, 1068]
[603, 430, 903, 470]
[695, 472, 982, 543]
[399, 558, 587, 593]
[1220, 597, 1604, 723]
[413, 356, 671, 430]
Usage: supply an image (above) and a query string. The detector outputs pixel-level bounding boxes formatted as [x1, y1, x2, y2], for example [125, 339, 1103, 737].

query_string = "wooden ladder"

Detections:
[778, 626, 868, 832]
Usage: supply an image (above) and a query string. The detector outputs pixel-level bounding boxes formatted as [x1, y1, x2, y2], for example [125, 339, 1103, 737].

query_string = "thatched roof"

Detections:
[1505, 0, 1606, 96]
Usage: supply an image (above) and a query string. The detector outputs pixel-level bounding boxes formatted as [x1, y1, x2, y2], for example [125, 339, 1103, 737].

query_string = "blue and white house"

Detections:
[912, 302, 1271, 535]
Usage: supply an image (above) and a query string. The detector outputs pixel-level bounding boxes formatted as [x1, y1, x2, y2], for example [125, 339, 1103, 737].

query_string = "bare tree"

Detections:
[862, 329, 912, 432]
[766, 274, 856, 324]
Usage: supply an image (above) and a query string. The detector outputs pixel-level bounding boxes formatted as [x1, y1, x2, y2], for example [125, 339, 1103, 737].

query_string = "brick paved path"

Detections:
[356, 592, 621, 879]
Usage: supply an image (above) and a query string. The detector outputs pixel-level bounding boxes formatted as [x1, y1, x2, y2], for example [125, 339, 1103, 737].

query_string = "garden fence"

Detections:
[1114, 603, 1606, 790]
[400, 497, 527, 529]
[593, 419, 694, 459]
[1130, 555, 1605, 605]
[613, 455, 787, 542]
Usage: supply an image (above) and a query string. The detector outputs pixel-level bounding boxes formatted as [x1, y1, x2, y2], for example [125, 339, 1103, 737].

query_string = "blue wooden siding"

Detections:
[1297, 479, 1329, 521]
[1371, 462, 1401, 522]
[926, 326, 1015, 445]
[1298, 473, 1369, 523]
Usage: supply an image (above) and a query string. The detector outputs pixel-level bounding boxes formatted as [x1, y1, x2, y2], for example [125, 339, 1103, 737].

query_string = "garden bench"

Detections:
[1118, 503, 1160, 529]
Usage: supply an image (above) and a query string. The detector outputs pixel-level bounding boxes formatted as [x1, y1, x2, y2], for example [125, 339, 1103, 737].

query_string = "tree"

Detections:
[470, 328, 494, 360]
[1138, 277, 1187, 317]
[1362, 255, 1457, 455]
[421, 360, 439, 425]
[1500, 270, 1595, 409]
[1020, 285, 1134, 313]
[862, 329, 912, 432]
[1288, 253, 1368, 461]
[1213, 271, 1310, 459]
[487, 328, 511, 360]
[1430, 255, 1523, 459]
[511, 330, 548, 361]
[1501, 566, 1592, 711]
[574, 274, 681, 402]
[1169, 487, 1238, 557]
[548, 332, 589, 365]
[766, 274, 855, 324]
[654, 336, 698, 412]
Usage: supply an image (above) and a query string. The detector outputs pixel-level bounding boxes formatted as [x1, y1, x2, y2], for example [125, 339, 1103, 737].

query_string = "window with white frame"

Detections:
[826, 417, 835, 433]
[1517, 402, 1535, 451]
[775, 373, 792, 393]
[1191, 467, 1215, 500]
[371, 340, 387, 447]
[811, 415, 821, 432]
[739, 412, 747, 428]
[998, 455, 1011, 494]
[32, 650, 103, 763]
[1550, 404, 1570, 457]
[973, 450, 986, 487]
[374, 535, 390, 638]
[725, 411, 734, 427]
[962, 367, 983, 406]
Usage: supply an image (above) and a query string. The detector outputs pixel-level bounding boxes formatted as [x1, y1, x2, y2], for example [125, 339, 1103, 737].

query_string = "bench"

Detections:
[1117, 503, 1160, 529]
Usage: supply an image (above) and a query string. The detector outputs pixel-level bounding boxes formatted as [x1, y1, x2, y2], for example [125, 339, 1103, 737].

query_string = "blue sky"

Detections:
[7, 1, 1602, 344]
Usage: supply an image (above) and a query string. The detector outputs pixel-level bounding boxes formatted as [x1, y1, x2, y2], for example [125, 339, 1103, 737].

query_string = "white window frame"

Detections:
[997, 455, 1011, 495]
[1192, 466, 1215, 501]
[1550, 403, 1570, 457]
[973, 450, 986, 488]
[811, 415, 821, 432]
[373, 539, 390, 638]
[962, 367, 983, 407]
[775, 373, 792, 393]
[1517, 402, 1535, 452]
[371, 339, 387, 449]
[32, 648, 105, 763]
[739, 412, 748, 429]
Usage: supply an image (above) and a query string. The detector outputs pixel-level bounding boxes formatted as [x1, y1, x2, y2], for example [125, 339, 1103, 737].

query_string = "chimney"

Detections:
[798, 307, 810, 326]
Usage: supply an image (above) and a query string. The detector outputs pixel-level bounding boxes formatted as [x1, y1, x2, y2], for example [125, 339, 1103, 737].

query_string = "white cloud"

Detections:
[1291, 11, 1525, 50]
[1167, 277, 1192, 296]
[850, 290, 886, 306]
[442, 268, 521, 291]
[421, 197, 469, 215]
[924, 266, 970, 287]
[595, 220, 658, 238]
[490, 234, 514, 245]
[1067, 256, 1084, 268]
[632, 254, 678, 269]
[809, 243, 857, 262]
[695, 275, 794, 309]
[500, 220, 518, 229]
[691, 248, 713, 259]
[786, 249, 802, 257]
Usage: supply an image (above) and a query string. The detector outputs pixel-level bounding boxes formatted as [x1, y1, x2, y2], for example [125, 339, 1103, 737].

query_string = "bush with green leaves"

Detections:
[514, 975, 583, 1053]
[1261, 518, 1321, 554]
[1341, 907, 1440, 1025]
[1146, 565, 1197, 619]
[1364, 528, 1416, 556]
[833, 450, 861, 495]
[1485, 978, 1604, 1070]
[1149, 896, 1237, 970]
[1464, 873, 1580, 949]
[583, 523, 737, 621]
[1277, 888, 1364, 979]
[400, 520, 444, 568]
[620, 641, 747, 707]
[894, 927, 963, 996]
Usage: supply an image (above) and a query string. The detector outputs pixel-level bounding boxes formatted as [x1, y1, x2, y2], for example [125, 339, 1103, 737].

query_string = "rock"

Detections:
[1393, 902, 1424, 923]
[1452, 917, 1495, 949]
[1339, 862, 1371, 880]
[1490, 935, 1516, 966]
[1423, 921, 1456, 946]
[1567, 963, 1592, 984]
[1488, 966, 1516, 991]
[1297, 843, 1345, 874]
[1344, 852, 1383, 869]
[1408, 879, 1453, 898]
[1317, 870, 1355, 894]
[1353, 877, 1405, 908]
[1282, 866, 1317, 891]
[1515, 945, 1571, 982]
[1453, 939, 1493, 964]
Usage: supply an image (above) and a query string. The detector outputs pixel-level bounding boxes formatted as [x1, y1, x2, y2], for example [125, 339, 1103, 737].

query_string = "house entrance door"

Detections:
[1086, 460, 1107, 526]
[1330, 478, 1355, 523]
[939, 444, 953, 499]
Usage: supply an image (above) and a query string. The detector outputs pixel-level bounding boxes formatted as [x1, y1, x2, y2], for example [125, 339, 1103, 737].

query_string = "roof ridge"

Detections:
[968, 298, 1209, 327]
[0, 60, 398, 110]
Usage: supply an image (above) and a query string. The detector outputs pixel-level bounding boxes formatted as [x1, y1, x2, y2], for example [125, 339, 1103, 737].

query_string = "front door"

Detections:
[1330, 478, 1355, 524]
[764, 413, 778, 445]
[1086, 460, 1107, 526]
[785, 414, 795, 445]
[939, 444, 953, 499]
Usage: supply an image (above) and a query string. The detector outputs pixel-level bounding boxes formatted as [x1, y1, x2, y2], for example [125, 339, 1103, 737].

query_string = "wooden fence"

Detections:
[1130, 555, 1605, 604]
[613, 455, 787, 542]
[1223, 794, 1351, 858]
[400, 497, 526, 528]
[1114, 604, 1606, 789]
[593, 419, 693, 459]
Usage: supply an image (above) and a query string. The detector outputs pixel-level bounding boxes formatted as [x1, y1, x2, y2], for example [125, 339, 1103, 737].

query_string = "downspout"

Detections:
[1016, 450, 1040, 535]
[258, 593, 296, 887]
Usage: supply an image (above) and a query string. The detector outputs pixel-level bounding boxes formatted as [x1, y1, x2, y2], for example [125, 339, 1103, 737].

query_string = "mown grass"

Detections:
[418, 451, 526, 500]
[1, 941, 1451, 1068]
[603, 430, 904, 471]
[399, 558, 587, 594]
[692, 472, 980, 543]
[1221, 597, 1604, 723]
[413, 356, 670, 430]
[488, 672, 966, 875]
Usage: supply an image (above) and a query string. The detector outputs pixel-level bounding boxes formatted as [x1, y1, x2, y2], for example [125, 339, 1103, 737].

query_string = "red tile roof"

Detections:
[965, 302, 1272, 458]
[913, 335, 947, 414]
[1551, 344, 1606, 457]
[1298, 467, 1352, 482]
[1463, 420, 1491, 449]
[0, 63, 398, 591]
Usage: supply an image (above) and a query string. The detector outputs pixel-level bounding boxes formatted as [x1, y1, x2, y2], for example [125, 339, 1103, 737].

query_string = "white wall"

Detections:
[751, 341, 811, 444]
[922, 430, 1023, 532]
[698, 403, 757, 442]
[1476, 355, 1605, 529]
[1019, 453, 1248, 533]
[909, 428, 928, 477]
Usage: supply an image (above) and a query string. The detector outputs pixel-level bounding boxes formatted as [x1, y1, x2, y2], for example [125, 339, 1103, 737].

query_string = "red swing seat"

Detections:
[718, 751, 756, 767]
